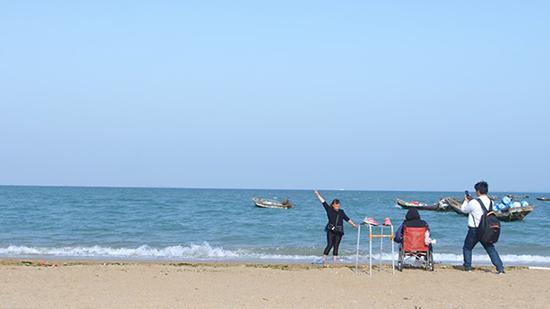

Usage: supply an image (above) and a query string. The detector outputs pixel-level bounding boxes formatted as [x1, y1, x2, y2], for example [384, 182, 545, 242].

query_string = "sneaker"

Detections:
[383, 217, 392, 226]
[363, 217, 379, 226]
[497, 270, 505, 275]
[463, 267, 472, 272]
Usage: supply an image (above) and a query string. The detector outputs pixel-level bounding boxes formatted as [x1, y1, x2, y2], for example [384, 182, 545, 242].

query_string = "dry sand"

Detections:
[0, 260, 548, 308]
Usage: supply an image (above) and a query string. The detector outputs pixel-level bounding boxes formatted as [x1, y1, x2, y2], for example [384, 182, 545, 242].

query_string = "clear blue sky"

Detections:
[1, 1, 548, 192]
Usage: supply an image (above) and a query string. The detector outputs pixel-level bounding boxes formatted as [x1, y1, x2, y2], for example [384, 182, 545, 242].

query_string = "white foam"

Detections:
[0, 244, 549, 265]
[0, 243, 240, 259]
[529, 266, 550, 270]
[362, 252, 550, 265]
[0, 243, 320, 261]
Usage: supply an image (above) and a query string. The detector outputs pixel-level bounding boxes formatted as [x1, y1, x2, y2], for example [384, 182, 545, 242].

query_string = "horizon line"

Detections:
[0, 183, 546, 194]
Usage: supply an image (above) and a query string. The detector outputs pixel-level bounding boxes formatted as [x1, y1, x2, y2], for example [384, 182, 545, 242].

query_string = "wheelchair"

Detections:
[397, 226, 434, 271]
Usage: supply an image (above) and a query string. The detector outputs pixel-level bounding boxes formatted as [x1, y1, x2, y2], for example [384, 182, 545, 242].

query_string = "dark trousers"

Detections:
[463, 227, 504, 272]
[323, 231, 343, 256]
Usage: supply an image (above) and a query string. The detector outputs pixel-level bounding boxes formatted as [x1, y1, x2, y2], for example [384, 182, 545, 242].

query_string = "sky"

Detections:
[0, 1, 549, 192]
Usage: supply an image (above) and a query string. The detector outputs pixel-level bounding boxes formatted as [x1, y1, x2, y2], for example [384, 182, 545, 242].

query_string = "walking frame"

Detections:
[355, 223, 395, 275]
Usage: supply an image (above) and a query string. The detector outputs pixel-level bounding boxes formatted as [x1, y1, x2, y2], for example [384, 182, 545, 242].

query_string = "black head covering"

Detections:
[405, 208, 420, 221]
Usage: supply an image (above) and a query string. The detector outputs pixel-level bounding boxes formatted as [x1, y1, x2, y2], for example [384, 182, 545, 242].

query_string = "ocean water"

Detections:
[1, 186, 549, 266]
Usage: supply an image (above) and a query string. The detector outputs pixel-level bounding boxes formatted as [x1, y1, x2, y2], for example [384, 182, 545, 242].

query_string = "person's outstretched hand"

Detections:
[314, 190, 325, 203]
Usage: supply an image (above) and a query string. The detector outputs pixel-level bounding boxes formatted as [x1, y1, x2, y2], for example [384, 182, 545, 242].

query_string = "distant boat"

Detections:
[537, 197, 550, 202]
[253, 198, 294, 209]
[441, 197, 534, 222]
[395, 199, 446, 211]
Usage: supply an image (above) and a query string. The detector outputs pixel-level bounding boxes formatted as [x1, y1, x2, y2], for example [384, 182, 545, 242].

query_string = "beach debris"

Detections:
[19, 260, 57, 267]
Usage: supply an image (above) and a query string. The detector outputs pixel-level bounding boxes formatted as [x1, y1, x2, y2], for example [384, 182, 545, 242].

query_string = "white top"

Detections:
[461, 195, 492, 228]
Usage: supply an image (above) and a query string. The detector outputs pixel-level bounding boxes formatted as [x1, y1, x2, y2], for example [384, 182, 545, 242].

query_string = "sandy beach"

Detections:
[0, 260, 548, 308]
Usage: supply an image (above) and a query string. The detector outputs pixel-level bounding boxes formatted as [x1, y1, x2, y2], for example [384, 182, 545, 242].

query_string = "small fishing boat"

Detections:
[441, 197, 468, 216]
[494, 205, 535, 222]
[537, 197, 550, 202]
[395, 199, 445, 211]
[444, 196, 506, 213]
[253, 198, 294, 209]
[441, 197, 534, 221]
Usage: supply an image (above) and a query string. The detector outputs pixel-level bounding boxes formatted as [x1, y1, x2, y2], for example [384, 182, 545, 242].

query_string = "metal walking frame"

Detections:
[355, 223, 395, 275]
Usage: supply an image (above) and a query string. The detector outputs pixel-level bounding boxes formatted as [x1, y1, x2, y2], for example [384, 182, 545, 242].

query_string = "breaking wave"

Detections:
[0, 243, 549, 265]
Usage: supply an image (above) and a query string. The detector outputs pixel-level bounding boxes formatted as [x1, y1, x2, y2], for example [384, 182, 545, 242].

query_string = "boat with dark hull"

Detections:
[494, 206, 535, 222]
[439, 197, 534, 221]
[395, 199, 448, 211]
[537, 197, 550, 202]
[441, 197, 468, 216]
[253, 198, 294, 209]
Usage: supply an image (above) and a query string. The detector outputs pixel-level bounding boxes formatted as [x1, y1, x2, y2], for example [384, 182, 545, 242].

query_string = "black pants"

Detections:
[323, 231, 343, 256]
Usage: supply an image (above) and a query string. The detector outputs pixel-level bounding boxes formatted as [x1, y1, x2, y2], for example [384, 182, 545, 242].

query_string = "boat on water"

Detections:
[494, 205, 535, 222]
[537, 197, 550, 202]
[441, 197, 468, 216]
[395, 199, 447, 211]
[440, 197, 534, 222]
[252, 198, 294, 209]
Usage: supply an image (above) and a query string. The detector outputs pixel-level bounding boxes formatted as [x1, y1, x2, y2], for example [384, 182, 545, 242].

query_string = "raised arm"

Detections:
[314, 190, 326, 204]
[461, 195, 474, 213]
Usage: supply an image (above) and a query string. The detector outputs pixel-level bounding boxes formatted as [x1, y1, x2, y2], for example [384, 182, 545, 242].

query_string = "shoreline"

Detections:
[0, 258, 531, 271]
[1, 254, 549, 267]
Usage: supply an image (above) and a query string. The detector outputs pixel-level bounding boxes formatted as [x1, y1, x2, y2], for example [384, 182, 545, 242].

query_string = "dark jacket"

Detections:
[322, 201, 350, 234]
[394, 209, 429, 243]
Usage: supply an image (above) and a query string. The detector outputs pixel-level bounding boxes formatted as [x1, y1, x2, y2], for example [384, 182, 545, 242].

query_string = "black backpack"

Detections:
[476, 198, 501, 245]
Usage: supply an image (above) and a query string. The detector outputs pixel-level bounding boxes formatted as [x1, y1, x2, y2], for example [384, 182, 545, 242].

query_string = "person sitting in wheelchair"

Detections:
[394, 208, 434, 252]
[394, 208, 435, 270]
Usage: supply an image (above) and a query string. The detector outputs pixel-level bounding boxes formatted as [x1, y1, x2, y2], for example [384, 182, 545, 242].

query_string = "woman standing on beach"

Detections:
[314, 190, 358, 267]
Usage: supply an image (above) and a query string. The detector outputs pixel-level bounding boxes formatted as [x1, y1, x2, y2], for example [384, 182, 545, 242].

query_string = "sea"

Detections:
[1, 186, 549, 266]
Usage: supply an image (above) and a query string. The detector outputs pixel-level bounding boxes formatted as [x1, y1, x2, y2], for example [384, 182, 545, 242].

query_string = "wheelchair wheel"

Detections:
[397, 247, 404, 272]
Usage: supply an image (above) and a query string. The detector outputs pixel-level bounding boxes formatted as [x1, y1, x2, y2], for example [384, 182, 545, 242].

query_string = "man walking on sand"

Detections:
[461, 181, 505, 274]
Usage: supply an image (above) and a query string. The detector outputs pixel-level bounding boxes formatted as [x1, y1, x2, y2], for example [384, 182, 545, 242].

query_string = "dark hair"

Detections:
[405, 209, 420, 221]
[474, 181, 489, 195]
[331, 199, 340, 206]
